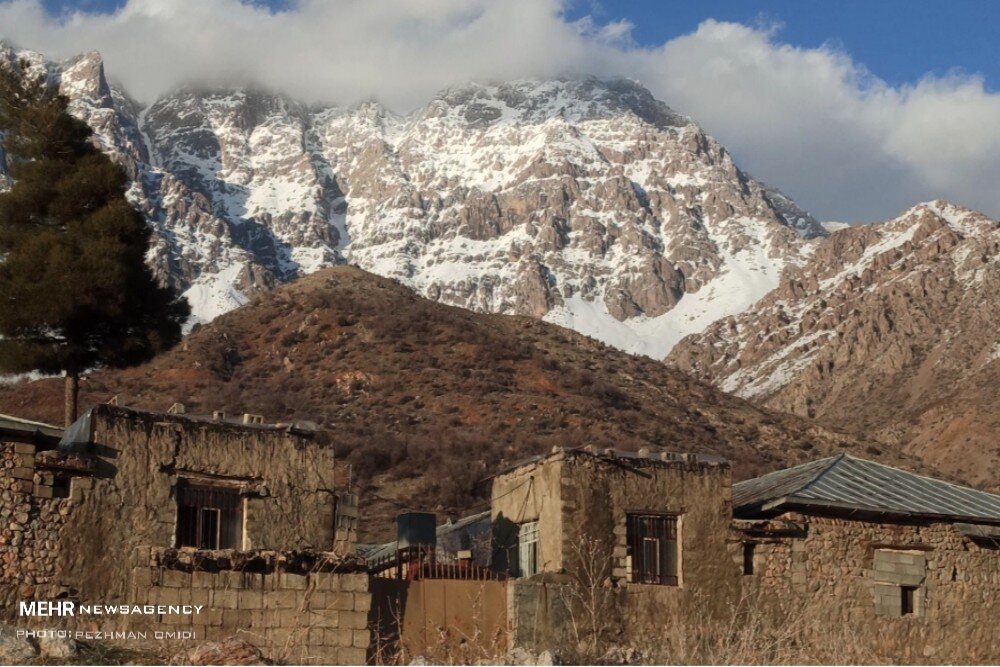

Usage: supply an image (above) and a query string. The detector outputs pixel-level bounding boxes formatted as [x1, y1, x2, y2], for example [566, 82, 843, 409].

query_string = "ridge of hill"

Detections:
[0, 267, 918, 540]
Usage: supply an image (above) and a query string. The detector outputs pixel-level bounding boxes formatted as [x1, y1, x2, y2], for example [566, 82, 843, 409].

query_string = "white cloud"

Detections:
[0, 0, 997, 221]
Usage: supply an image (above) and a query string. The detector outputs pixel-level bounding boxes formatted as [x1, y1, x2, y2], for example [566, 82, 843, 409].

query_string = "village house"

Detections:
[0, 404, 368, 665]
[732, 454, 1000, 662]
[481, 447, 1000, 662]
[488, 447, 740, 657]
[4, 407, 1000, 664]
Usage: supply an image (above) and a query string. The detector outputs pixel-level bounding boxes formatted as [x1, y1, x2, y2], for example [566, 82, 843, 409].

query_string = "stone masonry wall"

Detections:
[0, 442, 92, 612]
[740, 513, 1000, 663]
[559, 453, 740, 653]
[126, 548, 371, 665]
[490, 455, 565, 575]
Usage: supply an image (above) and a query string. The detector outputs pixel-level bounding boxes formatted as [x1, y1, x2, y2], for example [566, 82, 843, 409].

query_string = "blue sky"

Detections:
[5, 0, 999, 220]
[38, 0, 1000, 92]
[571, 0, 999, 90]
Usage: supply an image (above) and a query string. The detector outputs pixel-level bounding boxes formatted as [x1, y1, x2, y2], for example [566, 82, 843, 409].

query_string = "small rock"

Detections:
[0, 625, 39, 664]
[177, 636, 267, 666]
[39, 634, 78, 659]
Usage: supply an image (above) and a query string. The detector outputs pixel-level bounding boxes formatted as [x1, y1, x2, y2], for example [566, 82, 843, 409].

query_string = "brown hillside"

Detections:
[0, 267, 906, 540]
[668, 202, 1000, 492]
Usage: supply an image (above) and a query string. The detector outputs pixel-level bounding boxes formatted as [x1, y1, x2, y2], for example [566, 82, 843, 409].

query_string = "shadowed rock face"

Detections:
[668, 201, 1000, 491]
[1, 45, 823, 353]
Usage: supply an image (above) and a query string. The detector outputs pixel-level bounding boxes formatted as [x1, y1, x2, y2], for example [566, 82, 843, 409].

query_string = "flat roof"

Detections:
[485, 445, 729, 481]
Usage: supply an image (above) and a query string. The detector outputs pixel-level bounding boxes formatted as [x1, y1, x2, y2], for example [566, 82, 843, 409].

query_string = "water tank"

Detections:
[397, 512, 437, 550]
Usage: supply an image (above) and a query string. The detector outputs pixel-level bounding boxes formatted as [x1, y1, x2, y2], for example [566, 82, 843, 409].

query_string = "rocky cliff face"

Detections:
[669, 201, 1000, 489]
[0, 45, 824, 356]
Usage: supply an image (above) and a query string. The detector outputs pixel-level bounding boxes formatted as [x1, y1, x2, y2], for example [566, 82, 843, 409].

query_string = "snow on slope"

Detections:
[545, 215, 792, 358]
[671, 200, 1000, 401]
[2, 46, 828, 358]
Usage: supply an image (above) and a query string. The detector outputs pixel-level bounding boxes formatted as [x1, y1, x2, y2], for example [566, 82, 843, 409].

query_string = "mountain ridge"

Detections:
[668, 200, 1000, 491]
[1, 44, 824, 357]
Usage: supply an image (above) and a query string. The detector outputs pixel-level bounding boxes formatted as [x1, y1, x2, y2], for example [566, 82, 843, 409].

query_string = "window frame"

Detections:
[517, 520, 540, 578]
[175, 480, 245, 550]
[626, 512, 681, 586]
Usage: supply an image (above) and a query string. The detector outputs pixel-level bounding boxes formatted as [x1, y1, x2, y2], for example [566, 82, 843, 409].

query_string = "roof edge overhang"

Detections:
[738, 495, 1000, 528]
[0, 421, 64, 448]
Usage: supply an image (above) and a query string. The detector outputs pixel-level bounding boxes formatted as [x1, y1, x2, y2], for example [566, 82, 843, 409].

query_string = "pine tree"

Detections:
[0, 61, 189, 425]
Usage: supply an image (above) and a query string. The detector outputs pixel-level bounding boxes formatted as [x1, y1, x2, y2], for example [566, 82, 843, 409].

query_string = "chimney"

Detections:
[242, 413, 264, 425]
[212, 411, 226, 421]
[638, 447, 651, 458]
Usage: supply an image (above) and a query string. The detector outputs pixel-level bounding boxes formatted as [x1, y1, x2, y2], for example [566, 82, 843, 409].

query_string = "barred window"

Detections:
[175, 481, 243, 550]
[627, 514, 679, 585]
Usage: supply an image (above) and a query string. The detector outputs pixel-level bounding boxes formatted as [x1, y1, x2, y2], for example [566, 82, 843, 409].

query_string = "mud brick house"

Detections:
[5, 404, 1000, 664]
[732, 454, 1000, 663]
[0, 404, 369, 664]
[489, 446, 740, 655]
[481, 448, 1000, 663]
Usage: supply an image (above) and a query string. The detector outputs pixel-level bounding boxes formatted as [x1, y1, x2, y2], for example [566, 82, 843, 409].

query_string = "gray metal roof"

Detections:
[734, 454, 1000, 525]
[0, 413, 63, 446]
[361, 510, 493, 562]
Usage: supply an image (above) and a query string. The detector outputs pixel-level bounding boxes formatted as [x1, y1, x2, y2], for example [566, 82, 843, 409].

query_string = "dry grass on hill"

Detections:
[0, 267, 909, 540]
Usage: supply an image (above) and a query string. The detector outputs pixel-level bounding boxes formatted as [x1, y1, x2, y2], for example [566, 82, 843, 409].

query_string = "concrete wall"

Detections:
[739, 512, 1000, 663]
[123, 549, 370, 665]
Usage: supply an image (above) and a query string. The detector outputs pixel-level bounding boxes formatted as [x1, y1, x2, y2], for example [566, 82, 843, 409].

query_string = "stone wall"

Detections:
[490, 455, 565, 574]
[125, 548, 371, 665]
[494, 452, 1000, 663]
[738, 513, 1000, 663]
[56, 405, 339, 603]
[0, 442, 90, 611]
[492, 450, 740, 657]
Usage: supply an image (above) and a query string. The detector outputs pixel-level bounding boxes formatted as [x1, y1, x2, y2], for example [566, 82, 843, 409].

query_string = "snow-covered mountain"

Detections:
[0, 45, 826, 356]
[668, 201, 1000, 488]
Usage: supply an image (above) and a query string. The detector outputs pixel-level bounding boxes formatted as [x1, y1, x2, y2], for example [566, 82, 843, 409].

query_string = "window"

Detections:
[742, 542, 756, 575]
[175, 481, 243, 550]
[872, 549, 925, 618]
[518, 521, 539, 577]
[901, 586, 917, 616]
[52, 475, 70, 499]
[627, 514, 679, 585]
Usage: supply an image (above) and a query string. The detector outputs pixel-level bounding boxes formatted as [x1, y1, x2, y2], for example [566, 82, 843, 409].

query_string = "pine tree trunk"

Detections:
[64, 371, 79, 427]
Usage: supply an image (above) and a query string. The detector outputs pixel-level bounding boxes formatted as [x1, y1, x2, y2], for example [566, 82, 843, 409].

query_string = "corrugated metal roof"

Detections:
[361, 510, 493, 562]
[0, 413, 63, 445]
[734, 454, 1000, 524]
